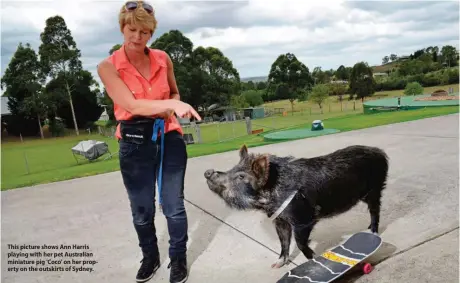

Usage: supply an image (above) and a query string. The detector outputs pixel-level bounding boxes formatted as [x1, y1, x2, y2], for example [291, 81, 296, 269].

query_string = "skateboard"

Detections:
[276, 231, 382, 283]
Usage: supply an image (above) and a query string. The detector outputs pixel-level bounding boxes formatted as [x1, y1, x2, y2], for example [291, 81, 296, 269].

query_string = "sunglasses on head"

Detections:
[125, 1, 154, 14]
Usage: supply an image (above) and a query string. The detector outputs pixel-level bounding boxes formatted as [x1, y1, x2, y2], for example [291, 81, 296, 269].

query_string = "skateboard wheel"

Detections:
[363, 263, 373, 274]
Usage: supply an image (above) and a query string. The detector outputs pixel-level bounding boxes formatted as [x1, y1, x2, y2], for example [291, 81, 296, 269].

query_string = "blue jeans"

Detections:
[119, 130, 188, 260]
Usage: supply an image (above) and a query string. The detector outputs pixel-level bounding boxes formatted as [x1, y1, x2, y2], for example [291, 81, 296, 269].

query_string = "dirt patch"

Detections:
[414, 95, 459, 101]
[431, 89, 448, 97]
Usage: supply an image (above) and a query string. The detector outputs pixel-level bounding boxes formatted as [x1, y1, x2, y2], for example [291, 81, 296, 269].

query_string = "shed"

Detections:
[242, 107, 265, 119]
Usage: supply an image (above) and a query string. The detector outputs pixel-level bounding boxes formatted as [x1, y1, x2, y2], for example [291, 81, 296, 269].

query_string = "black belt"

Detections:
[119, 117, 157, 145]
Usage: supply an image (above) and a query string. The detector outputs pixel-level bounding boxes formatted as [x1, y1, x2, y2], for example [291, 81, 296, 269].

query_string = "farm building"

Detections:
[242, 107, 265, 119]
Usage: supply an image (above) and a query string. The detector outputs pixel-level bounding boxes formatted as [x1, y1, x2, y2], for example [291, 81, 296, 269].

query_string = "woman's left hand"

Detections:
[156, 109, 174, 120]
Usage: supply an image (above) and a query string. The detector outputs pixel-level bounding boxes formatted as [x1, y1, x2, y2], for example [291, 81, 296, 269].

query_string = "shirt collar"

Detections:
[114, 44, 166, 73]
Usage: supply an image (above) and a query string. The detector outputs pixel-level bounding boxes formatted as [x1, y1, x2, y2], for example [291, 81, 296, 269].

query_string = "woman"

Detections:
[97, 1, 201, 282]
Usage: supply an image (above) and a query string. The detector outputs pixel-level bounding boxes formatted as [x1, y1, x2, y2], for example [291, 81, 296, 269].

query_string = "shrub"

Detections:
[242, 90, 264, 107]
[404, 82, 424, 96]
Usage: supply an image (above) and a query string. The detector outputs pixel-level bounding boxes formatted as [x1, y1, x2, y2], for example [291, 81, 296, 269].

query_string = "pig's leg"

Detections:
[272, 218, 291, 268]
[364, 189, 382, 233]
[293, 220, 317, 260]
[363, 165, 387, 234]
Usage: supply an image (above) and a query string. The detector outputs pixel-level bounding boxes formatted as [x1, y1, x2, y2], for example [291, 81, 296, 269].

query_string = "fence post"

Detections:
[217, 122, 220, 142]
[191, 122, 201, 143]
[245, 117, 252, 135]
[20, 133, 30, 174]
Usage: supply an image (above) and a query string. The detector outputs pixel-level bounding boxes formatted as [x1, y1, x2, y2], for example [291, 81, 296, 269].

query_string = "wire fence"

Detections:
[2, 100, 365, 188]
[175, 100, 364, 144]
[86, 99, 364, 145]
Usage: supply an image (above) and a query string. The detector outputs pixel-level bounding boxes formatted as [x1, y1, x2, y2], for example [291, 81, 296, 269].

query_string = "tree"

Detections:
[192, 46, 240, 112]
[150, 30, 239, 115]
[404, 81, 424, 96]
[412, 48, 425, 59]
[58, 70, 102, 129]
[109, 44, 122, 55]
[312, 66, 331, 84]
[349, 61, 376, 101]
[440, 45, 458, 67]
[431, 46, 439, 62]
[308, 84, 329, 113]
[255, 81, 267, 90]
[382, 56, 389, 64]
[390, 54, 398, 61]
[327, 82, 347, 101]
[20, 88, 49, 139]
[242, 90, 264, 107]
[335, 65, 349, 80]
[38, 15, 83, 135]
[151, 30, 193, 65]
[151, 30, 195, 106]
[240, 81, 256, 91]
[230, 94, 249, 109]
[0, 43, 47, 138]
[267, 53, 313, 113]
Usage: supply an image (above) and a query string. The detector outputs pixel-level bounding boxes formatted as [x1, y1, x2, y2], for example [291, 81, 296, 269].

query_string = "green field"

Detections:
[2, 105, 458, 191]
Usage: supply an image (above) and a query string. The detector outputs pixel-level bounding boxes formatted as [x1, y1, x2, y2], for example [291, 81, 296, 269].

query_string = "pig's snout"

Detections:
[204, 169, 215, 179]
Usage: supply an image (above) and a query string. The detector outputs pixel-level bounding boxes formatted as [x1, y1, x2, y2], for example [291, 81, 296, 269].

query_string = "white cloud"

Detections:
[235, 0, 345, 23]
[1, 0, 116, 34]
[1, 0, 459, 92]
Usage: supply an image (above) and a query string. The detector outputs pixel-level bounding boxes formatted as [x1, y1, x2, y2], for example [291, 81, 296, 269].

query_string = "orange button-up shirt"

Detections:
[107, 45, 183, 139]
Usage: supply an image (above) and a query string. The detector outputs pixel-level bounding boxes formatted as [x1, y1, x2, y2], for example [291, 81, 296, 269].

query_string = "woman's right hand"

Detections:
[172, 100, 202, 121]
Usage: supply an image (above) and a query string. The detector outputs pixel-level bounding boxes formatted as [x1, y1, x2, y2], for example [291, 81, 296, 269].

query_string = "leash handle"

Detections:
[152, 119, 165, 210]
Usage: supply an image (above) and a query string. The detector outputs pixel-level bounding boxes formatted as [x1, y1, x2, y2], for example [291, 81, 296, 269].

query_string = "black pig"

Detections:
[204, 144, 389, 268]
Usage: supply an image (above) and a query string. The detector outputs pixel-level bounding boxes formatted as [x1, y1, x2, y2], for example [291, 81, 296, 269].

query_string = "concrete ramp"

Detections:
[2, 114, 459, 283]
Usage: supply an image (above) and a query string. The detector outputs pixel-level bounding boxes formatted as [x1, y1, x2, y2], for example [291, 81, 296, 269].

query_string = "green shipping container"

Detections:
[251, 107, 265, 119]
[243, 107, 265, 119]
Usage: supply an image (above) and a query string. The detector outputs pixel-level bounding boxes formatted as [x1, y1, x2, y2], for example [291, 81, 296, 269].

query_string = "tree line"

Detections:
[237, 43, 458, 111]
[1, 16, 102, 138]
[1, 14, 458, 138]
[374, 45, 459, 91]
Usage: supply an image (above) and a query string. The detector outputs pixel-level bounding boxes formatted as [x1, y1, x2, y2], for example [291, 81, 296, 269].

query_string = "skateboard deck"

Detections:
[277, 231, 382, 283]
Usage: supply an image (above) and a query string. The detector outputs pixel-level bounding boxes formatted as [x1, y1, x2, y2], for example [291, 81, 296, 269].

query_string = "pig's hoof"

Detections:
[271, 258, 287, 268]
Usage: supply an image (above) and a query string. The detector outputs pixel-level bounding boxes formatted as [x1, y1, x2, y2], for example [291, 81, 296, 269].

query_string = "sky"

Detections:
[1, 0, 459, 93]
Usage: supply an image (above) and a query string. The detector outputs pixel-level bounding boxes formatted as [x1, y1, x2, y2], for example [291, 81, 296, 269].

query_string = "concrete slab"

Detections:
[350, 113, 459, 139]
[1, 114, 459, 283]
[350, 228, 459, 283]
[185, 113, 459, 266]
[1, 176, 287, 283]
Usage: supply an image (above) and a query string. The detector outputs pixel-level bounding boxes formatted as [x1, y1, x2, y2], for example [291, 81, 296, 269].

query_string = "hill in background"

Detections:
[240, 62, 403, 82]
[371, 61, 400, 73]
[240, 76, 268, 82]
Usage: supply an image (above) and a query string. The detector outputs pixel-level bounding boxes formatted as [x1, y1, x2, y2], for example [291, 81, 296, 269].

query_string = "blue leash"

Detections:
[151, 119, 165, 210]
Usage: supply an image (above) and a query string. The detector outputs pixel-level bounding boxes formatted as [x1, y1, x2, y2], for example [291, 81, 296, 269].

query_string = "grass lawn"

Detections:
[2, 105, 458, 191]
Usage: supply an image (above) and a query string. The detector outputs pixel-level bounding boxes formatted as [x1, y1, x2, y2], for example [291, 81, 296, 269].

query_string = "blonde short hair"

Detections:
[118, 1, 157, 35]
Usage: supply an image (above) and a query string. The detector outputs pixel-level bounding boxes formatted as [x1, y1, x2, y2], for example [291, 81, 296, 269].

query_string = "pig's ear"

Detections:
[239, 144, 249, 159]
[251, 154, 269, 187]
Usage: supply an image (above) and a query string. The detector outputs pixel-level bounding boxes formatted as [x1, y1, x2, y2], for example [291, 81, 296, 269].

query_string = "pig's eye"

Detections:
[236, 173, 245, 180]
